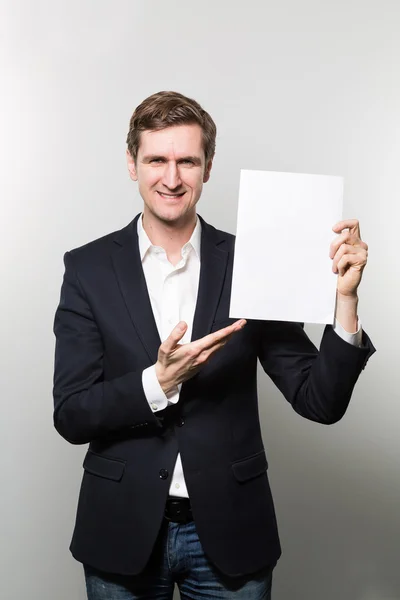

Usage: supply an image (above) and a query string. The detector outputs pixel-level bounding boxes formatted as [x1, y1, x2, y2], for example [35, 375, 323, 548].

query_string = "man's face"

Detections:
[127, 124, 212, 226]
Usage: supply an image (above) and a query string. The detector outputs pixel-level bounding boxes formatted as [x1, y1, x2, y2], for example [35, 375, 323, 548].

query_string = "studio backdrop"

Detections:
[1, 1, 399, 599]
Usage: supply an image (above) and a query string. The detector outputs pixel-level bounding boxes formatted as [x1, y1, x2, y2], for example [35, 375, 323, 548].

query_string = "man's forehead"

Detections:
[138, 124, 204, 157]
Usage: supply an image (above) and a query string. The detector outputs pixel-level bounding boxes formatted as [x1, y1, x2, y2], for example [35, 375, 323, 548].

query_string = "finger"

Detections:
[161, 321, 188, 355]
[183, 320, 246, 360]
[178, 321, 246, 375]
[329, 231, 351, 259]
[196, 320, 247, 352]
[332, 219, 361, 237]
[202, 320, 246, 348]
[336, 252, 367, 277]
[329, 233, 367, 259]
[332, 243, 360, 273]
[184, 332, 236, 367]
[178, 338, 228, 372]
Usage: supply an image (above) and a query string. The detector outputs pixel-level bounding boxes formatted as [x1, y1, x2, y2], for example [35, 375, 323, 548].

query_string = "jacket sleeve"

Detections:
[53, 252, 161, 444]
[257, 320, 375, 424]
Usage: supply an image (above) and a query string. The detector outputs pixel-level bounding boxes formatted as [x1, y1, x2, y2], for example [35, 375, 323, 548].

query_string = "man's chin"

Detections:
[148, 206, 196, 225]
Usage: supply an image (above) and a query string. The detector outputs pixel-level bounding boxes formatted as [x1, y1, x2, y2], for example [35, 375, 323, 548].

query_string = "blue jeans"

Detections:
[84, 520, 273, 599]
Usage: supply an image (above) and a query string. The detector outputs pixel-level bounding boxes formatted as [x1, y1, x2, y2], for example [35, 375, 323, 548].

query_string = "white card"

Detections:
[229, 170, 343, 324]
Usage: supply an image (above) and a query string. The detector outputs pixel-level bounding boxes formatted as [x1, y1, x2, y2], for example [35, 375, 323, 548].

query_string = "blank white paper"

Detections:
[229, 170, 343, 324]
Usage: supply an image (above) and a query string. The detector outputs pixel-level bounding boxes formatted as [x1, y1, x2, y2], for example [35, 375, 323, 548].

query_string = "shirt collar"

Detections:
[137, 213, 201, 262]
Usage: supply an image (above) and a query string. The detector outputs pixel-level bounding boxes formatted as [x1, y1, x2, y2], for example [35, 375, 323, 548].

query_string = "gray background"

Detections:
[1, 1, 399, 598]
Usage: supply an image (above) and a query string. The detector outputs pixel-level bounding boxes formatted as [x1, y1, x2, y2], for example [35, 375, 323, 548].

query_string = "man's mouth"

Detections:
[156, 191, 186, 199]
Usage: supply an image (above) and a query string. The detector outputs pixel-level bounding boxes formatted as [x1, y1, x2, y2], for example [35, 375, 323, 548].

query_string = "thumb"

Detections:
[163, 321, 188, 352]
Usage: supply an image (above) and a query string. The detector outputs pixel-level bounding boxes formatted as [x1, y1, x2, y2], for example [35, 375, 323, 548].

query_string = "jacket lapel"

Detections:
[111, 215, 161, 364]
[110, 214, 230, 363]
[191, 216, 230, 342]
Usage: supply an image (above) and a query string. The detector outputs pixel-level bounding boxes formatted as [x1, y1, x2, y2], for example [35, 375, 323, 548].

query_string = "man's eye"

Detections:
[180, 160, 194, 165]
[150, 159, 163, 164]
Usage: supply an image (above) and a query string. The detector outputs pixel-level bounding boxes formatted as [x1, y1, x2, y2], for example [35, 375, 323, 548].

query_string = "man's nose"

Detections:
[162, 162, 182, 189]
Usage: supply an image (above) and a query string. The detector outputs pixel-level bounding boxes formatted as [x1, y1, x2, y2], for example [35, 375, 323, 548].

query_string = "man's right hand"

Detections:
[155, 319, 247, 395]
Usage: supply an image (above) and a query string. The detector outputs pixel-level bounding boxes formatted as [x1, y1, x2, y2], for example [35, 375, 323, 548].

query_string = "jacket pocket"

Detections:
[83, 450, 126, 481]
[231, 450, 268, 482]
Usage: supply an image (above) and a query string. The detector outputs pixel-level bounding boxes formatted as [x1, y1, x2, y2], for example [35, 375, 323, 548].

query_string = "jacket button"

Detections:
[159, 469, 169, 480]
[177, 417, 185, 427]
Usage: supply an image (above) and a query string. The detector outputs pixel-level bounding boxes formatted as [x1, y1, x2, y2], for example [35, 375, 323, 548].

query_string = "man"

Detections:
[53, 91, 375, 599]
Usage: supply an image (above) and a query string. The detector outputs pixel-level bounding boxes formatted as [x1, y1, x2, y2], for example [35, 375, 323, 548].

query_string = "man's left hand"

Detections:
[330, 219, 368, 298]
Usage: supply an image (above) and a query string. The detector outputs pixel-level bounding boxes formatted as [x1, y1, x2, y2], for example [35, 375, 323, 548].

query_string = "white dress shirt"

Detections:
[138, 214, 363, 498]
[139, 214, 201, 497]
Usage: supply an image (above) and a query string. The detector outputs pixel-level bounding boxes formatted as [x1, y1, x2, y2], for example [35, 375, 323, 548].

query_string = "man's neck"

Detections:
[142, 209, 197, 266]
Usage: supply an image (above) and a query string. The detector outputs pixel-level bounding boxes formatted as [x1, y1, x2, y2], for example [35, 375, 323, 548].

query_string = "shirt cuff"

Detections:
[333, 317, 363, 348]
[142, 365, 180, 412]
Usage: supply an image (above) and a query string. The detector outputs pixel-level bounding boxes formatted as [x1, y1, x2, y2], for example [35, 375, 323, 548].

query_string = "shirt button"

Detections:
[151, 403, 158, 411]
[175, 483, 180, 489]
[159, 469, 169, 480]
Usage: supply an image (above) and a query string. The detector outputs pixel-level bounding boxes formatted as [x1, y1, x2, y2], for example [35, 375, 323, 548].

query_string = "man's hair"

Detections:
[126, 91, 217, 163]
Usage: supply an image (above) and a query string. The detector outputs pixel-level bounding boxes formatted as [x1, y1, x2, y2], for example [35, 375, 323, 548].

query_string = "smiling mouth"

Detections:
[156, 191, 186, 199]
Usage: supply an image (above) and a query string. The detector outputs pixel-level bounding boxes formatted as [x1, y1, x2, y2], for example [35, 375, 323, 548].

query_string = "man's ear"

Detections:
[126, 149, 138, 181]
[203, 158, 213, 183]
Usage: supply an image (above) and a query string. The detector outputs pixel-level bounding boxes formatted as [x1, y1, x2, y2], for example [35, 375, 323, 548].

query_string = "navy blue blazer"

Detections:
[53, 214, 375, 576]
